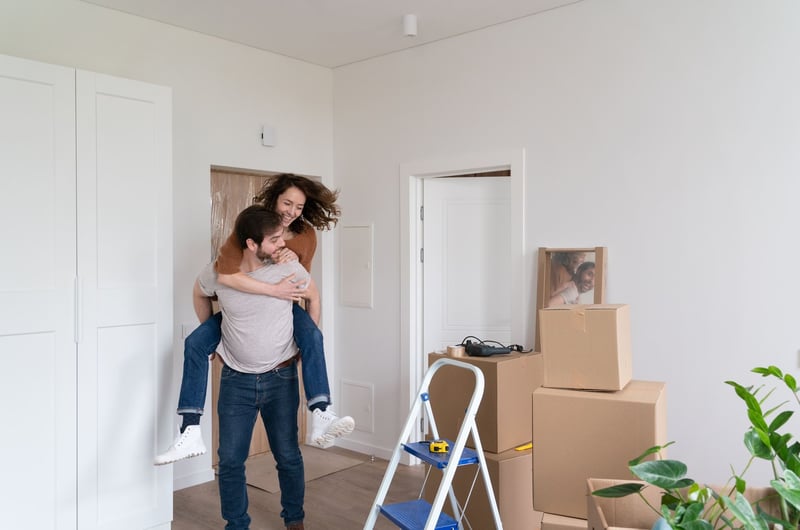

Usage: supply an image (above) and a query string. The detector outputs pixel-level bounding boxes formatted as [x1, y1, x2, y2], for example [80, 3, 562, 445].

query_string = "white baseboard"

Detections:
[173, 468, 215, 491]
[334, 438, 416, 466]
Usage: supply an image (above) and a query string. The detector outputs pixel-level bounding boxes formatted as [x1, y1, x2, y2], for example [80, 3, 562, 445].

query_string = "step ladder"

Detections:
[363, 357, 503, 530]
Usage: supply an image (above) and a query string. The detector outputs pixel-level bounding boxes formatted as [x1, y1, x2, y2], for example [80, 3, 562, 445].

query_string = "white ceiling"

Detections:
[82, 0, 581, 68]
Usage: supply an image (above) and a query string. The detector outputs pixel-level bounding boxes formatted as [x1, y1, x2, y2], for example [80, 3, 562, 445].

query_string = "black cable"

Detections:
[459, 336, 533, 354]
[458, 335, 484, 346]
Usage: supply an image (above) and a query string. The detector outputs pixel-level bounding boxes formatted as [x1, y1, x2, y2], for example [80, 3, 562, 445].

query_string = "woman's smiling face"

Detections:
[274, 186, 306, 229]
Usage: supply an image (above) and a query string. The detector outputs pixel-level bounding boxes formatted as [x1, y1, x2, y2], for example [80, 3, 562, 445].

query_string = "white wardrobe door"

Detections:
[76, 71, 173, 530]
[0, 54, 78, 530]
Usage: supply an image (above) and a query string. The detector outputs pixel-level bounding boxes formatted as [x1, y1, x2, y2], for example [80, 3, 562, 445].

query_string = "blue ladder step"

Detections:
[402, 440, 479, 468]
[379, 499, 458, 530]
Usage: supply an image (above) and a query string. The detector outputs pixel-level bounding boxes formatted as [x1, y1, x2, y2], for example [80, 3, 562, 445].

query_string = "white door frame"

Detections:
[399, 148, 528, 445]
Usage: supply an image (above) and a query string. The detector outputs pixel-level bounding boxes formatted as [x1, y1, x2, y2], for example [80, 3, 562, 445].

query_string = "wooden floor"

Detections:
[172, 446, 425, 530]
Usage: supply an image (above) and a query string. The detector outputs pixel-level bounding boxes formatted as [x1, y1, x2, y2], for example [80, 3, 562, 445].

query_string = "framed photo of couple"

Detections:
[534, 247, 607, 351]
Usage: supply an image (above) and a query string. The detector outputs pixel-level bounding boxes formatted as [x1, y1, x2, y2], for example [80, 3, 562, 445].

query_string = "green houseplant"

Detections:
[592, 442, 768, 529]
[592, 365, 800, 529]
[725, 365, 800, 527]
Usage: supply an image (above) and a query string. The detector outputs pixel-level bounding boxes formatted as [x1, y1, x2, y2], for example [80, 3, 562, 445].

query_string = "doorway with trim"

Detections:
[399, 148, 528, 447]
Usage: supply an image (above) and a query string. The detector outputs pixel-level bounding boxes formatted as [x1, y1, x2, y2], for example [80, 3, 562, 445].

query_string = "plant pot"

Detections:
[652, 517, 671, 530]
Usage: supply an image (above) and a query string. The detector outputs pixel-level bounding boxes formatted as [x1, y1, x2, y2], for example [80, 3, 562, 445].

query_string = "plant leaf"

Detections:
[662, 492, 681, 509]
[785, 451, 800, 477]
[755, 508, 793, 530]
[747, 409, 769, 433]
[783, 469, 800, 489]
[687, 484, 711, 503]
[679, 520, 713, 530]
[772, 432, 791, 455]
[744, 429, 772, 459]
[630, 460, 691, 488]
[727, 381, 763, 416]
[671, 478, 696, 489]
[628, 443, 673, 466]
[784, 373, 798, 392]
[763, 400, 790, 420]
[771, 477, 800, 511]
[591, 483, 644, 498]
[720, 492, 769, 530]
[768, 409, 794, 431]
[734, 475, 746, 494]
[682, 501, 704, 520]
[760, 365, 784, 379]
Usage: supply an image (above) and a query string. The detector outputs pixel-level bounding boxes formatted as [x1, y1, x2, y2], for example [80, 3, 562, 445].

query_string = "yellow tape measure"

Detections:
[429, 440, 449, 453]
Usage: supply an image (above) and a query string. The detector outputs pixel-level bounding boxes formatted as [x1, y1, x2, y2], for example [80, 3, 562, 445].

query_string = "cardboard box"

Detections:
[540, 304, 631, 391]
[428, 352, 543, 453]
[586, 478, 783, 530]
[586, 479, 657, 530]
[423, 447, 543, 530]
[532, 381, 667, 519]
[542, 513, 587, 530]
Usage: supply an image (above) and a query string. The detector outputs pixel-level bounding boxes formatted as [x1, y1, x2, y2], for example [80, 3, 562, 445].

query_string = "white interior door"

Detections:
[76, 71, 173, 530]
[422, 176, 512, 356]
[0, 54, 78, 529]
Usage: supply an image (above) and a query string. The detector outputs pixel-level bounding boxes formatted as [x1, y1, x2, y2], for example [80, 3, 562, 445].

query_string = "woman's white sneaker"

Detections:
[308, 409, 355, 448]
[154, 425, 207, 465]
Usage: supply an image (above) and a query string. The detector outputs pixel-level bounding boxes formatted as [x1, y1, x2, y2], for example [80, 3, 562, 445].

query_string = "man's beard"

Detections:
[256, 248, 271, 262]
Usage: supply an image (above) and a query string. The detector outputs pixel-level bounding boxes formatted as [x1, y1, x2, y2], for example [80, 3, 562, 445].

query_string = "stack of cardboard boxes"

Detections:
[424, 351, 545, 529]
[534, 304, 667, 529]
[421, 304, 667, 529]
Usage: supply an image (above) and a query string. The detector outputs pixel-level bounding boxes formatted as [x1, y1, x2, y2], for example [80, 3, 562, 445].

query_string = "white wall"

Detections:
[5, 0, 800, 497]
[0, 0, 333, 489]
[333, 0, 800, 485]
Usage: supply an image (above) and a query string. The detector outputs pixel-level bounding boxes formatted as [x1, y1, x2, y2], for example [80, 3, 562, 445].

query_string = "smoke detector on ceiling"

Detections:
[403, 14, 417, 37]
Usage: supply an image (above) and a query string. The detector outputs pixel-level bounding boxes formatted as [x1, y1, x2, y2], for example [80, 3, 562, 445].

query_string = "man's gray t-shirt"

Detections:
[197, 260, 309, 374]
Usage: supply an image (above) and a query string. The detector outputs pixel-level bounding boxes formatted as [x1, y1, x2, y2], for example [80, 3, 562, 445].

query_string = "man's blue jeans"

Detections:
[217, 362, 304, 529]
[177, 304, 331, 415]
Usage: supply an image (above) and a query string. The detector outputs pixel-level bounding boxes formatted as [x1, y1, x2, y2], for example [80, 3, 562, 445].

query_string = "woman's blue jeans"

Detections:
[176, 304, 331, 415]
[217, 362, 304, 529]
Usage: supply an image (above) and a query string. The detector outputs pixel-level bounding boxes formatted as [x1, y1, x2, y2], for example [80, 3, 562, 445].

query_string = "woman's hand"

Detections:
[273, 247, 299, 264]
[273, 273, 307, 302]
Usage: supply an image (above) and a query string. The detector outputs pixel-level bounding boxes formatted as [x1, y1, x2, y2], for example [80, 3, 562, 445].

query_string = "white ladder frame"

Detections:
[364, 357, 503, 530]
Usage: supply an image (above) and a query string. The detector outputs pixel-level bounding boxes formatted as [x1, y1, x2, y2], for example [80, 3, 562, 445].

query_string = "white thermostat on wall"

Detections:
[261, 125, 276, 146]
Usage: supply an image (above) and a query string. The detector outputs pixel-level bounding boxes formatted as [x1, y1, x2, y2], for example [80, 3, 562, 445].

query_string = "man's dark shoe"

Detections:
[286, 523, 304, 530]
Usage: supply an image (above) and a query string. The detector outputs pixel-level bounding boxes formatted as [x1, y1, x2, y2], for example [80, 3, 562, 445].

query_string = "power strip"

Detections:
[464, 342, 511, 357]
